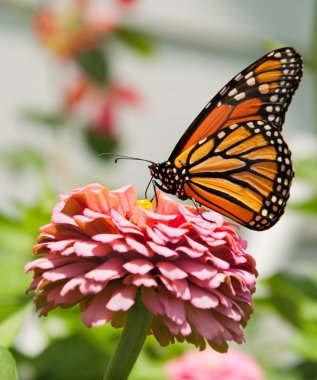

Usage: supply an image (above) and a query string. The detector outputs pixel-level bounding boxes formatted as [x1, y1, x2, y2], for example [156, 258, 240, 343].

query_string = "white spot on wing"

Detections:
[234, 92, 246, 101]
[199, 138, 207, 144]
[217, 131, 226, 139]
[247, 77, 256, 86]
[220, 87, 227, 95]
[228, 88, 238, 97]
[245, 71, 253, 80]
[259, 84, 270, 94]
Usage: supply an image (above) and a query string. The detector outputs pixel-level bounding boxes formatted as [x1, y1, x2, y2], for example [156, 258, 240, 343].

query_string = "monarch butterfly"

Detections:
[148, 47, 303, 231]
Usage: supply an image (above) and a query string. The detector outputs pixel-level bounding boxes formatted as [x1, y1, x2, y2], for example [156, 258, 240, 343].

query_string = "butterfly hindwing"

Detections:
[179, 120, 294, 230]
[169, 47, 302, 161]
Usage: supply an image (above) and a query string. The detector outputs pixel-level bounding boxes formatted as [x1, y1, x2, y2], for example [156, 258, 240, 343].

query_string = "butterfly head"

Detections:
[149, 161, 188, 200]
[149, 161, 173, 183]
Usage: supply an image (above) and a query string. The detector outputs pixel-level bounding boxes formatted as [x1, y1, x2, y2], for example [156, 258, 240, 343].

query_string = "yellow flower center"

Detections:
[136, 199, 152, 211]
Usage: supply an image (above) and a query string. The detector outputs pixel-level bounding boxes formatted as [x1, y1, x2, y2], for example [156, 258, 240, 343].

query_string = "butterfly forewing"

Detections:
[169, 47, 302, 161]
[150, 47, 302, 230]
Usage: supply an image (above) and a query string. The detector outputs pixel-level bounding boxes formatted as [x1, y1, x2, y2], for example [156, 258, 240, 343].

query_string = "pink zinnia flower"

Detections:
[25, 184, 257, 352]
[166, 349, 263, 380]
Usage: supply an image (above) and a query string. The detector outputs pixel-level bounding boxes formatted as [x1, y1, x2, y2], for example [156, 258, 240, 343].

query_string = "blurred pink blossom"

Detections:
[166, 349, 263, 380]
[117, 0, 137, 6]
[64, 76, 141, 136]
[34, 0, 118, 59]
[25, 184, 257, 351]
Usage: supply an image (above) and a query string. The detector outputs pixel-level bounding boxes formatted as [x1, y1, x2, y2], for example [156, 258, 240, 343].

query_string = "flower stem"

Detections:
[103, 297, 152, 380]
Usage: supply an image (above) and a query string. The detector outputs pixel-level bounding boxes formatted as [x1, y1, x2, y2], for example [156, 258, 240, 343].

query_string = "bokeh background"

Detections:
[0, 0, 317, 379]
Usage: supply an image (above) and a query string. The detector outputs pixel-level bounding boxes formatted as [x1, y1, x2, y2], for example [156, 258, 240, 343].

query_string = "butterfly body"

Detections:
[149, 161, 188, 199]
[149, 47, 302, 231]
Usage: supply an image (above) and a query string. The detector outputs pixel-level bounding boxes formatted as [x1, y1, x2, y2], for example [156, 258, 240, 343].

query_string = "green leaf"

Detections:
[0, 201, 52, 314]
[115, 27, 155, 55]
[291, 194, 317, 215]
[1, 148, 45, 172]
[262, 271, 317, 328]
[77, 48, 109, 84]
[291, 332, 317, 361]
[22, 109, 66, 128]
[293, 361, 317, 379]
[33, 336, 108, 380]
[0, 348, 18, 380]
[0, 219, 35, 301]
[0, 304, 31, 348]
[294, 157, 317, 184]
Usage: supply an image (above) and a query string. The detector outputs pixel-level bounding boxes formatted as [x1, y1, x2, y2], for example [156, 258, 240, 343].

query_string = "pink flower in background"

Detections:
[166, 349, 263, 380]
[64, 76, 141, 137]
[117, 0, 137, 6]
[33, 0, 142, 157]
[25, 184, 257, 352]
[34, 1, 117, 59]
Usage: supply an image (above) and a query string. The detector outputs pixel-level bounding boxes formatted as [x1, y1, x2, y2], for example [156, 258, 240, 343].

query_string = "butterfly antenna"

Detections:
[99, 153, 155, 165]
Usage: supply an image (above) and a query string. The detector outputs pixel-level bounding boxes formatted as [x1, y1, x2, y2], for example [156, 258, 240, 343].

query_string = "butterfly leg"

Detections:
[190, 197, 215, 225]
[150, 180, 159, 209]
[191, 197, 203, 215]
[150, 180, 175, 210]
[145, 176, 153, 200]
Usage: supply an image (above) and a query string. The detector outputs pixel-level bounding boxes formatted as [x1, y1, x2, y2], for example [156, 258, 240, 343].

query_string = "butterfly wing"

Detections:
[179, 120, 293, 230]
[169, 47, 302, 162]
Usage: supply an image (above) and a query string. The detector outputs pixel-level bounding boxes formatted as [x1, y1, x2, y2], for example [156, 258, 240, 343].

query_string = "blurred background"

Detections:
[0, 0, 317, 379]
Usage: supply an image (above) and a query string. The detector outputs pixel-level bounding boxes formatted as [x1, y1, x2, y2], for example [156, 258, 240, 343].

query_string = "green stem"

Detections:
[103, 296, 152, 380]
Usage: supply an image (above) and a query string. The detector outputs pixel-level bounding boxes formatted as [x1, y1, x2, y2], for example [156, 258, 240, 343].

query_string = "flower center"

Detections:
[136, 199, 152, 210]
